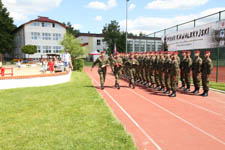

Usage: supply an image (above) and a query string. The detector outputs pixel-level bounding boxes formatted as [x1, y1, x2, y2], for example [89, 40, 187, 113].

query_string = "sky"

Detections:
[2, 0, 225, 35]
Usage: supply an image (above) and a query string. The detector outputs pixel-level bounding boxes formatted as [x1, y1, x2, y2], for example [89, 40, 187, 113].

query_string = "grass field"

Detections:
[0, 72, 136, 150]
[210, 81, 225, 91]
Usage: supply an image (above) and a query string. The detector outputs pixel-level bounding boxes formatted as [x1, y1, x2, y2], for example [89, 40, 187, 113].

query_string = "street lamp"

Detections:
[126, 0, 129, 53]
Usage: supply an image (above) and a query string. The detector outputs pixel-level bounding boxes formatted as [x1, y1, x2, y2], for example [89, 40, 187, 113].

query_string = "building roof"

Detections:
[14, 16, 66, 33]
[77, 33, 161, 40]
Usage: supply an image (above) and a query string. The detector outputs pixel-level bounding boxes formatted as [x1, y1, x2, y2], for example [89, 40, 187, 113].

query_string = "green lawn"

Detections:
[0, 72, 136, 150]
[210, 82, 225, 91]
[84, 60, 93, 66]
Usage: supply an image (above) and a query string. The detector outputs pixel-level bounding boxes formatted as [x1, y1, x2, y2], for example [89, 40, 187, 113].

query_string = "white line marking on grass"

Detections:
[87, 73, 162, 150]
[128, 89, 225, 146]
[175, 97, 224, 117]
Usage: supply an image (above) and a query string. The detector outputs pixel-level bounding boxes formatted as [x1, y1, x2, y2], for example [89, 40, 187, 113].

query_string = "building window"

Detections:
[31, 32, 40, 40]
[53, 33, 61, 40]
[140, 41, 145, 52]
[42, 22, 51, 27]
[37, 46, 41, 53]
[52, 23, 55, 28]
[128, 40, 133, 52]
[146, 41, 151, 51]
[97, 39, 101, 45]
[31, 22, 40, 26]
[134, 40, 139, 52]
[43, 46, 51, 53]
[42, 33, 51, 40]
[53, 46, 62, 53]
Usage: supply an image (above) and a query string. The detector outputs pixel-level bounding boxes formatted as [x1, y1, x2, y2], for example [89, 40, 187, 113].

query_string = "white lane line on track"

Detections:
[87, 73, 162, 150]
[106, 75, 225, 118]
[175, 97, 224, 117]
[128, 89, 225, 146]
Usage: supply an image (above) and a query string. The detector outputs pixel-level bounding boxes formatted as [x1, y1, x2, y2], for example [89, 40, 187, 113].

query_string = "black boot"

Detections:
[191, 89, 196, 93]
[165, 90, 170, 94]
[129, 81, 131, 88]
[201, 90, 208, 97]
[185, 86, 190, 92]
[101, 84, 104, 90]
[117, 83, 120, 90]
[194, 90, 199, 95]
[169, 91, 176, 97]
[132, 83, 135, 89]
[160, 87, 165, 91]
[150, 84, 154, 88]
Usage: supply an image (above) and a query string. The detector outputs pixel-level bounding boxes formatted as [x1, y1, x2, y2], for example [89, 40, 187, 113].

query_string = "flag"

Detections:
[113, 43, 117, 56]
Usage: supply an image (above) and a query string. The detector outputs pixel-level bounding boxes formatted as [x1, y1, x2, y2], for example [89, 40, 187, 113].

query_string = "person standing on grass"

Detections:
[63, 49, 71, 71]
[200, 51, 213, 97]
[112, 52, 123, 89]
[91, 51, 109, 90]
[191, 50, 202, 94]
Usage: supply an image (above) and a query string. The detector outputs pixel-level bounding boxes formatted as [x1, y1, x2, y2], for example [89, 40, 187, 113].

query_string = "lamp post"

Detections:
[126, 0, 129, 53]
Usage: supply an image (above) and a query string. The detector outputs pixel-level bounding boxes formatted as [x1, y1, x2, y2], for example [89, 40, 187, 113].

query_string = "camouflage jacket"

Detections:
[92, 57, 109, 69]
[192, 56, 202, 73]
[184, 56, 192, 72]
[201, 57, 213, 75]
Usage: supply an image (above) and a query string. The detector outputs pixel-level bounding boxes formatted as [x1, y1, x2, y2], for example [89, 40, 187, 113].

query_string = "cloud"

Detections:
[146, 0, 209, 9]
[2, 0, 63, 21]
[95, 16, 103, 22]
[119, 7, 225, 35]
[72, 24, 82, 30]
[129, 4, 136, 11]
[86, 0, 117, 10]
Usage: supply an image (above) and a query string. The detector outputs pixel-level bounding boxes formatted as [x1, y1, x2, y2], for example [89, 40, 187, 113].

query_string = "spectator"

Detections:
[62, 49, 71, 71]
[48, 58, 55, 73]
[41, 59, 48, 73]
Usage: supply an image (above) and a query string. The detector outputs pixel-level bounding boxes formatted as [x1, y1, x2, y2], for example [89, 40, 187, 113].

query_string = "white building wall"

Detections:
[14, 22, 66, 59]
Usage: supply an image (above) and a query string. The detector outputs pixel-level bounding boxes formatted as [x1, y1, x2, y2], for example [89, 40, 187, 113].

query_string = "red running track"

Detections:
[84, 67, 225, 150]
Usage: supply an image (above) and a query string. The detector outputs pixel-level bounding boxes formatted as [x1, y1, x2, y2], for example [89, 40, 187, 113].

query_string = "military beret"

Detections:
[205, 51, 211, 54]
[195, 50, 200, 54]
[100, 51, 104, 54]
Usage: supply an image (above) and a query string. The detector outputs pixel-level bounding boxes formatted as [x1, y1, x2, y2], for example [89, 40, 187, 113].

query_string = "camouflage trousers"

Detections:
[149, 70, 155, 84]
[159, 71, 165, 88]
[129, 68, 136, 84]
[154, 70, 160, 87]
[180, 70, 185, 87]
[192, 72, 201, 90]
[114, 67, 122, 84]
[165, 73, 171, 90]
[98, 67, 107, 85]
[185, 71, 191, 88]
[202, 73, 210, 91]
[171, 74, 178, 92]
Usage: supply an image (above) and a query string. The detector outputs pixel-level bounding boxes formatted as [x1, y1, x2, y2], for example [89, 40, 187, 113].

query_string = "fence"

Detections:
[145, 10, 225, 83]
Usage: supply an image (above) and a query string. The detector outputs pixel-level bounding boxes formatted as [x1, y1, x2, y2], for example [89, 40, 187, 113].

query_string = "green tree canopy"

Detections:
[102, 20, 122, 54]
[61, 32, 86, 59]
[22, 45, 37, 55]
[63, 22, 80, 37]
[0, 0, 16, 54]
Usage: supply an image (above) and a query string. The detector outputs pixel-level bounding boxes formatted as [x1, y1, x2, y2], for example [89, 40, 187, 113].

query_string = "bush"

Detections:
[72, 59, 84, 71]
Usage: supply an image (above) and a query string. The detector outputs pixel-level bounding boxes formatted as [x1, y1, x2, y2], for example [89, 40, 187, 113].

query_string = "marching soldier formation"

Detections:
[92, 50, 213, 97]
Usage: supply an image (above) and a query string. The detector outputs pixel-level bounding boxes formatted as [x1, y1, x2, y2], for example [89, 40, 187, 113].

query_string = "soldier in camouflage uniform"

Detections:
[109, 54, 114, 73]
[179, 51, 187, 89]
[200, 51, 213, 97]
[158, 51, 166, 91]
[112, 52, 123, 89]
[191, 50, 202, 94]
[169, 52, 179, 97]
[154, 52, 160, 89]
[184, 51, 192, 92]
[145, 52, 151, 87]
[149, 52, 156, 88]
[164, 51, 172, 94]
[175, 51, 180, 86]
[91, 51, 109, 90]
[126, 53, 139, 89]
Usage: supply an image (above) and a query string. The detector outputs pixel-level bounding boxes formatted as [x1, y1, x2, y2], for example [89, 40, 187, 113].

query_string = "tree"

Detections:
[22, 45, 37, 58]
[61, 32, 86, 60]
[102, 20, 121, 54]
[0, 0, 16, 54]
[63, 22, 80, 37]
